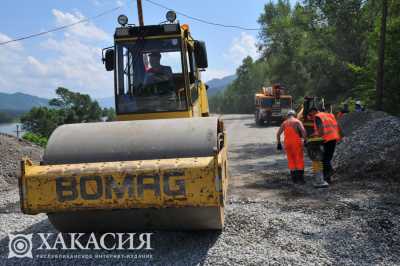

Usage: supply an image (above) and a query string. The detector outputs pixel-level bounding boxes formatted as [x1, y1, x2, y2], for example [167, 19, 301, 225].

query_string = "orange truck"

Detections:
[254, 84, 293, 126]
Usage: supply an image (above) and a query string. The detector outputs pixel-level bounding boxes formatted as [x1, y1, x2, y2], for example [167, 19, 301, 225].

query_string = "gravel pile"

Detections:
[338, 110, 387, 137]
[0, 134, 43, 191]
[334, 113, 400, 180]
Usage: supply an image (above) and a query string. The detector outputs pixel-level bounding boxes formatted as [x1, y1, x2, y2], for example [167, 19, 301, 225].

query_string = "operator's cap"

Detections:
[287, 110, 296, 117]
[355, 100, 361, 105]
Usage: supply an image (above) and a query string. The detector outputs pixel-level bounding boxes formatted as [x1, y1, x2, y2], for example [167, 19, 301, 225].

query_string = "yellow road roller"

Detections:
[19, 11, 229, 232]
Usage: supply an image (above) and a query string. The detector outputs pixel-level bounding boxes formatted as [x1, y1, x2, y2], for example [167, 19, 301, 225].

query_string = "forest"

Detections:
[209, 0, 399, 115]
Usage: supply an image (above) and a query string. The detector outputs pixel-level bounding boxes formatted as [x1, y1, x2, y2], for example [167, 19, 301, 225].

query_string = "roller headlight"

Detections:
[166, 11, 176, 23]
[118, 14, 128, 26]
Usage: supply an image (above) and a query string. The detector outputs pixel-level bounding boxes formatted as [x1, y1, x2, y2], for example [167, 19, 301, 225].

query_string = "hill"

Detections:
[206, 75, 236, 96]
[0, 92, 49, 113]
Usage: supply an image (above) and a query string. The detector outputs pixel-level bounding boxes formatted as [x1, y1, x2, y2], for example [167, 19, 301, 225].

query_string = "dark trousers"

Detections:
[322, 140, 336, 179]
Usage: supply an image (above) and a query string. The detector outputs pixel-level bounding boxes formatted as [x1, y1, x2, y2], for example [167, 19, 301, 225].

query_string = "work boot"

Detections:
[290, 171, 297, 183]
[297, 170, 306, 184]
[323, 163, 334, 184]
[323, 167, 333, 184]
[313, 172, 329, 188]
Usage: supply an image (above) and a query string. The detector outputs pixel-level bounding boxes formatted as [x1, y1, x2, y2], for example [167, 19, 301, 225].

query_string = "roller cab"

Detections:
[103, 16, 210, 121]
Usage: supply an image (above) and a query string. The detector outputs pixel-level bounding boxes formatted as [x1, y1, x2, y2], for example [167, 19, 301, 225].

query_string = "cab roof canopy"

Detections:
[114, 24, 182, 39]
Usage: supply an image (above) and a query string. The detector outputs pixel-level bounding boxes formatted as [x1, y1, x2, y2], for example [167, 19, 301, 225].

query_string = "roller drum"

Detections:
[43, 117, 219, 165]
[44, 117, 225, 232]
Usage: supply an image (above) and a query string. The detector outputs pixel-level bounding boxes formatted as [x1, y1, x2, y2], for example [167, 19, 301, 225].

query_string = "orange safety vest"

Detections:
[314, 112, 341, 142]
[283, 119, 302, 145]
[282, 118, 304, 170]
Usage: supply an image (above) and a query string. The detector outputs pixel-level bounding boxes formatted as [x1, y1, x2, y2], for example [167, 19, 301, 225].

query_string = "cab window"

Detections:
[115, 38, 187, 114]
[186, 44, 198, 102]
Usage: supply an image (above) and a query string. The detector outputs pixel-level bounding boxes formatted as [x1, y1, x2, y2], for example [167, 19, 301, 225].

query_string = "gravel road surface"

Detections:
[1, 115, 399, 265]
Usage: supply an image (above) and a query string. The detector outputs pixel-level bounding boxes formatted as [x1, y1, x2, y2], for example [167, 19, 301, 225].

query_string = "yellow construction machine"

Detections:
[254, 84, 293, 126]
[19, 11, 229, 232]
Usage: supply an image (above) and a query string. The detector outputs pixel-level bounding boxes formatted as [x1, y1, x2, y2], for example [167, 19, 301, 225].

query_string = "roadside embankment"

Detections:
[0, 133, 42, 191]
[333, 111, 400, 180]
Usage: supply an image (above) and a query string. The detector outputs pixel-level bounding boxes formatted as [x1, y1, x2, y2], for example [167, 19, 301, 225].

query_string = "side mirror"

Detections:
[194, 41, 208, 69]
[103, 49, 114, 71]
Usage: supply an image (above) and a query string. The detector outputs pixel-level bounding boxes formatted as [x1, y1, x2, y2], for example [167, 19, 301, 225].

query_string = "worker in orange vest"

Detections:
[276, 110, 307, 184]
[336, 103, 349, 120]
[308, 107, 342, 183]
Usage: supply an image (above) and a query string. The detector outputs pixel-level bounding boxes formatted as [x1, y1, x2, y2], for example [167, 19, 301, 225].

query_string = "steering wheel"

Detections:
[145, 72, 171, 85]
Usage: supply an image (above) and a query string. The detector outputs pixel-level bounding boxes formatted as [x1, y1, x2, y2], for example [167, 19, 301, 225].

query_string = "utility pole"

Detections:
[137, 0, 144, 26]
[375, 0, 388, 111]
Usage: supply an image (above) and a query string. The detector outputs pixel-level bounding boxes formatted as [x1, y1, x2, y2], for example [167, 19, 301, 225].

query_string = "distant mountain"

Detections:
[206, 74, 236, 96]
[0, 92, 49, 113]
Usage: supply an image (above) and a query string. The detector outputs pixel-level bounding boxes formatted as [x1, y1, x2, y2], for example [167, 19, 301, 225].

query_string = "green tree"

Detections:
[211, 0, 400, 115]
[49, 87, 102, 123]
[22, 132, 48, 147]
[20, 107, 62, 138]
[209, 56, 268, 113]
[102, 107, 116, 121]
[21, 87, 105, 139]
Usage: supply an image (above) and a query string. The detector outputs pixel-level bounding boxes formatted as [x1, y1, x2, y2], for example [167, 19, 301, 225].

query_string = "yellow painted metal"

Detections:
[312, 160, 323, 173]
[199, 82, 210, 115]
[20, 155, 225, 215]
[116, 110, 192, 121]
[308, 136, 324, 142]
[18, 22, 225, 231]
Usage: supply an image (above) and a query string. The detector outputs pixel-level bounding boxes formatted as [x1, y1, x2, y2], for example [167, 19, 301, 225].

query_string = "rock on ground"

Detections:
[334, 112, 400, 180]
[338, 110, 387, 137]
[0, 133, 43, 191]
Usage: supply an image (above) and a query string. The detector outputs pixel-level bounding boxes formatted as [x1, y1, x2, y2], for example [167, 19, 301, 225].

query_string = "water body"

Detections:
[0, 123, 22, 137]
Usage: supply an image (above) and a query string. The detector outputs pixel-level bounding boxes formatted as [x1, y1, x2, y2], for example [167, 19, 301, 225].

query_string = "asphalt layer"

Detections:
[0, 115, 399, 265]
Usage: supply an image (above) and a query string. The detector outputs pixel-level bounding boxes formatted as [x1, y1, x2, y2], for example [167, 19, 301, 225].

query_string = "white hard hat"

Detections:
[287, 110, 296, 116]
[355, 100, 361, 105]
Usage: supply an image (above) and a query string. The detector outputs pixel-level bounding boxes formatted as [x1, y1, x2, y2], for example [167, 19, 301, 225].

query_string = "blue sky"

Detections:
[0, 0, 295, 98]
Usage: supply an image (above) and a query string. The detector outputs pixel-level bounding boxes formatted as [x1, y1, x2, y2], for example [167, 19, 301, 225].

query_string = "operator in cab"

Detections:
[144, 52, 175, 95]
[147, 52, 173, 77]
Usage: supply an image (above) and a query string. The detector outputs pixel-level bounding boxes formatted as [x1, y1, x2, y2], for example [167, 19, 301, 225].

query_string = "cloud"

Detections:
[0, 33, 23, 50]
[27, 56, 48, 76]
[227, 32, 258, 66]
[200, 32, 258, 81]
[201, 32, 258, 81]
[90, 0, 124, 7]
[0, 9, 114, 98]
[39, 35, 112, 95]
[52, 9, 109, 41]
